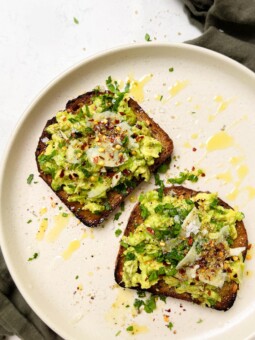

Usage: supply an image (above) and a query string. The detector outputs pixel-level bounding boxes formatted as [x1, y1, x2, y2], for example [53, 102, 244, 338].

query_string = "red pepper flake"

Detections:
[60, 170, 65, 178]
[119, 112, 125, 116]
[192, 147, 197, 152]
[201, 172, 206, 177]
[123, 169, 131, 176]
[93, 156, 99, 164]
[115, 119, 120, 124]
[146, 227, 155, 235]
[192, 166, 195, 171]
[136, 135, 144, 142]
[165, 308, 171, 313]
[188, 237, 193, 246]
[69, 174, 73, 180]
[81, 142, 87, 150]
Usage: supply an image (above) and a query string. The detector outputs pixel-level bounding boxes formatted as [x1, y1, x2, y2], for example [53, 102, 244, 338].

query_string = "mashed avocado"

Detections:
[121, 190, 245, 307]
[38, 88, 162, 213]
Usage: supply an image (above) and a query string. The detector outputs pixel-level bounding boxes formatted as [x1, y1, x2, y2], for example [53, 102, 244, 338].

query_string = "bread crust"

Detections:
[115, 186, 248, 311]
[35, 91, 174, 227]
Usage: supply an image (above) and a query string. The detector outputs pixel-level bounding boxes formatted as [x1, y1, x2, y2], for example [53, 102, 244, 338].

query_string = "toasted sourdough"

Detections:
[115, 186, 248, 311]
[35, 91, 173, 227]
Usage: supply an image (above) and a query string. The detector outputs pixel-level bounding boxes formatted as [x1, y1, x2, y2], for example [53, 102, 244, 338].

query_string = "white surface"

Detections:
[0, 0, 200, 162]
[1, 43, 255, 340]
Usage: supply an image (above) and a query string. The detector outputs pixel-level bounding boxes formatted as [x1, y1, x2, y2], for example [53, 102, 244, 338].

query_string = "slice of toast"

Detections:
[115, 186, 248, 311]
[35, 91, 173, 227]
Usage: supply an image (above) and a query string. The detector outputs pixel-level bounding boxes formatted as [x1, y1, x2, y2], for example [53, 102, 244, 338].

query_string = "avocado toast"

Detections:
[35, 89, 173, 226]
[115, 186, 248, 311]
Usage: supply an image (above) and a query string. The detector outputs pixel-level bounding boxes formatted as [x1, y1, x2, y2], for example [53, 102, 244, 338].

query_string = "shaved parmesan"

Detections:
[229, 247, 246, 257]
[181, 207, 201, 237]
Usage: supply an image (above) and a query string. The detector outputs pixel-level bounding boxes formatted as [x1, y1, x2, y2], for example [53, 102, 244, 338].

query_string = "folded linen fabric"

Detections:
[184, 0, 255, 72]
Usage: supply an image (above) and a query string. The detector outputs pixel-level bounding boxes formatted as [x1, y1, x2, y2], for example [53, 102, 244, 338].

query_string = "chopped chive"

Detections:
[167, 322, 174, 330]
[27, 174, 34, 184]
[126, 325, 134, 332]
[28, 252, 38, 261]
[73, 17, 79, 24]
[115, 229, 122, 237]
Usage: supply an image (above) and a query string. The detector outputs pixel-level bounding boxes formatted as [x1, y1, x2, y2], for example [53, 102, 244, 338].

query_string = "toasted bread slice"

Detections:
[115, 186, 248, 311]
[35, 91, 173, 227]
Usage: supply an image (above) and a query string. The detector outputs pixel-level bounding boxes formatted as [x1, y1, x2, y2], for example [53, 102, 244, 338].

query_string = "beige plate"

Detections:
[1, 43, 255, 340]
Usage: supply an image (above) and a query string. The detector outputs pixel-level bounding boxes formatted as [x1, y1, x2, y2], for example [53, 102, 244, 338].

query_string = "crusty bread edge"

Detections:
[114, 186, 248, 311]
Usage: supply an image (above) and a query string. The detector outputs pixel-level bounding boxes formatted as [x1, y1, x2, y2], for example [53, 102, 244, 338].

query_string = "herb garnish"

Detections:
[28, 253, 39, 261]
[73, 17, 79, 24]
[133, 294, 157, 313]
[168, 169, 204, 185]
[154, 173, 165, 201]
[114, 212, 122, 221]
[115, 229, 122, 237]
[145, 33, 152, 42]
[140, 204, 150, 219]
[126, 325, 134, 332]
[27, 174, 34, 184]
[167, 322, 174, 330]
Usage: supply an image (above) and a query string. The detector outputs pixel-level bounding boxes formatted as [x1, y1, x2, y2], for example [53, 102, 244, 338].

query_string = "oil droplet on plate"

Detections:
[129, 195, 137, 203]
[183, 141, 192, 148]
[230, 156, 243, 166]
[191, 133, 198, 139]
[46, 213, 70, 242]
[128, 74, 153, 102]
[216, 170, 233, 184]
[62, 240, 80, 260]
[226, 186, 240, 201]
[39, 207, 47, 216]
[127, 323, 149, 335]
[169, 80, 188, 98]
[36, 218, 48, 241]
[206, 131, 234, 151]
[246, 270, 253, 278]
[154, 94, 163, 101]
[245, 186, 255, 200]
[214, 95, 231, 113]
[105, 288, 134, 325]
[237, 164, 249, 180]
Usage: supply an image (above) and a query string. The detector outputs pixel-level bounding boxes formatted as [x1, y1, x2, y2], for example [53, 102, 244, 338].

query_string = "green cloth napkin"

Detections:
[184, 0, 255, 72]
[0, 250, 61, 340]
